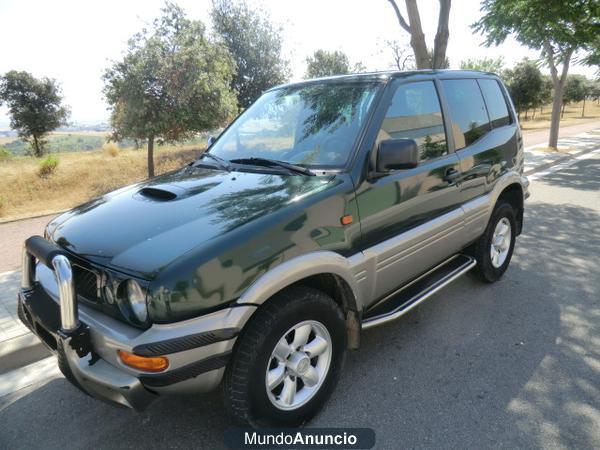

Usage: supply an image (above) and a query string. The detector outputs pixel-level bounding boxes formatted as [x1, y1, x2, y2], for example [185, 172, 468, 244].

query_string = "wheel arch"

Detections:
[236, 251, 362, 349]
[495, 182, 525, 235]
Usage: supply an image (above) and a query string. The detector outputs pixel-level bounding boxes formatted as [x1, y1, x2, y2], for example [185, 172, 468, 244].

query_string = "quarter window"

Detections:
[478, 79, 511, 128]
[441, 79, 491, 149]
[376, 81, 448, 161]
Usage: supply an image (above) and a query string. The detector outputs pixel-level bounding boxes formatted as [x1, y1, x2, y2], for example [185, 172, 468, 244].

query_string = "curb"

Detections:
[0, 211, 62, 226]
[0, 332, 50, 374]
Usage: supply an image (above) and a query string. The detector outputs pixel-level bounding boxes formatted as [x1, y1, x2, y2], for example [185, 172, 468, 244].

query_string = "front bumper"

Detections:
[18, 287, 156, 410]
[19, 236, 256, 411]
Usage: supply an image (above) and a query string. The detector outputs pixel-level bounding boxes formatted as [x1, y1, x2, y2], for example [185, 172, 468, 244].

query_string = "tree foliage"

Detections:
[103, 3, 237, 177]
[473, 0, 600, 148]
[304, 50, 365, 78]
[0, 71, 69, 157]
[211, 0, 289, 109]
[460, 56, 505, 73]
[563, 74, 591, 117]
[387, 0, 452, 69]
[503, 59, 543, 117]
[563, 75, 588, 104]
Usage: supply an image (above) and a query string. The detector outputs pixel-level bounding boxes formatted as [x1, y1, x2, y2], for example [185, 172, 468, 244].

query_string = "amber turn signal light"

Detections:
[118, 350, 169, 372]
[340, 214, 353, 225]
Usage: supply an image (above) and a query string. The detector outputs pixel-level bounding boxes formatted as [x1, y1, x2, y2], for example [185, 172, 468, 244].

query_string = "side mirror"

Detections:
[207, 136, 216, 148]
[376, 138, 419, 172]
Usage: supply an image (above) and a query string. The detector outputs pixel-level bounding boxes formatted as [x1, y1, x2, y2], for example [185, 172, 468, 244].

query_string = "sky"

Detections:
[0, 0, 596, 127]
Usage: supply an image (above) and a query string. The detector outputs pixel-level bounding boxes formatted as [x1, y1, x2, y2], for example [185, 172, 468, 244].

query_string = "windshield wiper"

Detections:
[194, 152, 231, 172]
[230, 157, 315, 176]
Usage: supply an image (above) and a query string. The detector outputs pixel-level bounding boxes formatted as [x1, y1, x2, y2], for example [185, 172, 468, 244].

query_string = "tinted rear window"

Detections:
[478, 79, 511, 128]
[441, 79, 491, 150]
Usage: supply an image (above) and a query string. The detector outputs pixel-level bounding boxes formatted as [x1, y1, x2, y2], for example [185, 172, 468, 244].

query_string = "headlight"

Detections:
[125, 279, 148, 323]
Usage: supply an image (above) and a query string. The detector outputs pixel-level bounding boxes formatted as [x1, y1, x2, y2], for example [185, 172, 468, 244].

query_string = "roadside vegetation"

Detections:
[0, 144, 202, 221]
[519, 100, 600, 131]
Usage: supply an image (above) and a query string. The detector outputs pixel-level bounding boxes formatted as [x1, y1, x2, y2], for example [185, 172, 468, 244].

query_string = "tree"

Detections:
[473, 0, 600, 149]
[427, 49, 449, 69]
[536, 75, 554, 115]
[590, 80, 600, 105]
[460, 56, 505, 73]
[384, 40, 415, 71]
[103, 3, 236, 178]
[211, 0, 289, 109]
[387, 0, 452, 69]
[304, 50, 365, 78]
[0, 71, 69, 157]
[503, 59, 543, 120]
[563, 75, 589, 117]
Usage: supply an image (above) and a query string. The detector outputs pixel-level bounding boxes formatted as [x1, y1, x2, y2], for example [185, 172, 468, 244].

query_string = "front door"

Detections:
[354, 79, 464, 301]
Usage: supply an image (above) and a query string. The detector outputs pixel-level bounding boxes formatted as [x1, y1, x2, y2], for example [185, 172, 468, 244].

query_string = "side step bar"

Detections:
[362, 254, 476, 330]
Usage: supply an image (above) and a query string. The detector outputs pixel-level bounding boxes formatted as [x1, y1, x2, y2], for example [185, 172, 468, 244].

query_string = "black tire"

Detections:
[472, 201, 517, 283]
[223, 286, 347, 427]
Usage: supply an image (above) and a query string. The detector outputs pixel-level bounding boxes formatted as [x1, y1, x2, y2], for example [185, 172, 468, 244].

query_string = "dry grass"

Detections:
[519, 100, 600, 131]
[0, 144, 203, 222]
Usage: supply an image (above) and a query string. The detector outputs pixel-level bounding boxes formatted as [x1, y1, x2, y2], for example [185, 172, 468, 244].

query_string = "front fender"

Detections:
[236, 250, 362, 310]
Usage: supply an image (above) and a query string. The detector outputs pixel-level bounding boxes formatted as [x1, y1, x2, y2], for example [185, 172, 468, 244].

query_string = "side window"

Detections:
[478, 79, 511, 128]
[441, 79, 491, 150]
[376, 81, 448, 161]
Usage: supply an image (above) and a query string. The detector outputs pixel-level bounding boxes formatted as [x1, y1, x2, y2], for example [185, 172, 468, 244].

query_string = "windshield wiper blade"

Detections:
[195, 152, 231, 172]
[230, 157, 315, 176]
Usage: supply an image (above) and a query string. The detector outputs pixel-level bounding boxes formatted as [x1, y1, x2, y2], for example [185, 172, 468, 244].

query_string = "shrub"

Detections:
[0, 146, 11, 161]
[38, 155, 59, 177]
[103, 142, 119, 157]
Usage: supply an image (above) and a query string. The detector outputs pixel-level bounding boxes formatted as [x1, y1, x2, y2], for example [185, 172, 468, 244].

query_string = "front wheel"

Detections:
[471, 201, 517, 283]
[223, 286, 347, 427]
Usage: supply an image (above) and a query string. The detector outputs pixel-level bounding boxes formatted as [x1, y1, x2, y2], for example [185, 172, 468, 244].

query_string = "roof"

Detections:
[268, 69, 501, 91]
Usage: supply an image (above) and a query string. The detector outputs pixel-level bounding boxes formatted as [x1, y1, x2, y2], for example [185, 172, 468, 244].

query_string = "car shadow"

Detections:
[1, 201, 598, 449]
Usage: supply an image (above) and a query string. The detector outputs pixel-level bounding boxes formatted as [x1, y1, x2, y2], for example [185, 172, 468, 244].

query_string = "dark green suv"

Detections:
[19, 70, 528, 426]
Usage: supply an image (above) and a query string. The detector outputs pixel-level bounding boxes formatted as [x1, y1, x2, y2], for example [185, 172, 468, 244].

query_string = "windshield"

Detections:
[208, 82, 381, 168]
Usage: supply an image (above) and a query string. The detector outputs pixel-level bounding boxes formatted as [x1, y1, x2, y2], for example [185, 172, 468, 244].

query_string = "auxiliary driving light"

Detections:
[118, 350, 169, 372]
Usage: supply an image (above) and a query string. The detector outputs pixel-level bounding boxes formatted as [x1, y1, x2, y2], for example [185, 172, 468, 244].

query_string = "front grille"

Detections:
[73, 265, 100, 302]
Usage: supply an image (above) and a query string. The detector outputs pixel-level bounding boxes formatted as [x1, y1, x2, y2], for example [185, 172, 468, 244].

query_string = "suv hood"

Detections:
[47, 166, 336, 279]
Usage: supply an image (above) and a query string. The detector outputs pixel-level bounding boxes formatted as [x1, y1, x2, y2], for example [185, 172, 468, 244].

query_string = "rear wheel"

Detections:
[472, 201, 517, 283]
[223, 286, 346, 427]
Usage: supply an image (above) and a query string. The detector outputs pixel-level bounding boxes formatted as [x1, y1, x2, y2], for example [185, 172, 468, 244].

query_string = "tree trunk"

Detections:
[404, 0, 430, 69]
[544, 43, 572, 149]
[524, 109, 528, 120]
[582, 98, 585, 117]
[32, 135, 41, 157]
[561, 102, 565, 118]
[549, 83, 565, 148]
[432, 0, 451, 69]
[147, 136, 155, 178]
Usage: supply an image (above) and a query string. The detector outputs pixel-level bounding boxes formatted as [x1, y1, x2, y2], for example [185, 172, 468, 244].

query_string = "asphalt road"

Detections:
[1, 154, 599, 450]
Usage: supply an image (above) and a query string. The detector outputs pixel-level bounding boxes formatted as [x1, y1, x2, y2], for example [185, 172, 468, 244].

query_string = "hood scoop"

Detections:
[138, 186, 179, 201]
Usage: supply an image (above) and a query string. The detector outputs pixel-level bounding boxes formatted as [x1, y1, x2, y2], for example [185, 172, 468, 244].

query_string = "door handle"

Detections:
[444, 168, 460, 183]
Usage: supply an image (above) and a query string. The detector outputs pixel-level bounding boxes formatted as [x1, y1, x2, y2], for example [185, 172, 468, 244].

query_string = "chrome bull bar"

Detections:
[22, 236, 79, 333]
